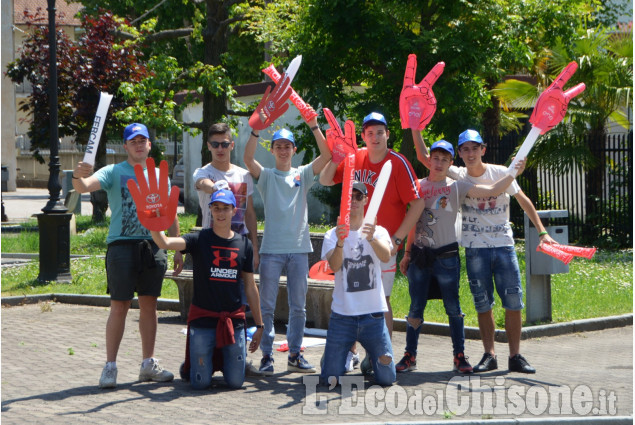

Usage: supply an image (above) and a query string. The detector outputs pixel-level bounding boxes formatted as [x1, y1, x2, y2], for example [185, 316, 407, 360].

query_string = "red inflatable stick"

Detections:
[399, 55, 445, 130]
[551, 244, 597, 260]
[324, 108, 357, 164]
[248, 73, 292, 130]
[262, 65, 318, 124]
[537, 243, 574, 265]
[127, 158, 180, 232]
[338, 154, 355, 238]
[529, 61, 586, 134]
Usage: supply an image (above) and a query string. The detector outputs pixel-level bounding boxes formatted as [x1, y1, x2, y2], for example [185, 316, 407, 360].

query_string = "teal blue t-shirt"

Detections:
[94, 161, 163, 244]
[256, 164, 315, 254]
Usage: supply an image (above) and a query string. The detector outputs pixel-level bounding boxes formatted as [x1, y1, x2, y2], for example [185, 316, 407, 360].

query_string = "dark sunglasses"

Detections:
[210, 141, 231, 148]
[352, 191, 365, 201]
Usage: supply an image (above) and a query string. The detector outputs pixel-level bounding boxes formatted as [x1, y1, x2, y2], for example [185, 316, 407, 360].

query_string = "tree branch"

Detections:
[227, 109, 252, 117]
[131, 0, 171, 25]
[145, 28, 195, 42]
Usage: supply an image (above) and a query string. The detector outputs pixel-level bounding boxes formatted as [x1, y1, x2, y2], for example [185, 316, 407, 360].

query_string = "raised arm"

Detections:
[412, 129, 431, 169]
[307, 113, 332, 175]
[243, 130, 264, 179]
[72, 162, 101, 193]
[467, 159, 525, 198]
[319, 161, 339, 187]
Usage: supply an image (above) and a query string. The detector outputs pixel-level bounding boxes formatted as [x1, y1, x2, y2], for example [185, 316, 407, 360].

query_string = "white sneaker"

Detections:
[99, 364, 117, 389]
[139, 358, 174, 382]
[345, 351, 360, 373]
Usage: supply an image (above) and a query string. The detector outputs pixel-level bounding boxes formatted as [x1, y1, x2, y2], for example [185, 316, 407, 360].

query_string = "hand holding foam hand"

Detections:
[324, 108, 357, 164]
[127, 158, 180, 232]
[248, 74, 293, 130]
[529, 62, 586, 134]
[399, 55, 445, 130]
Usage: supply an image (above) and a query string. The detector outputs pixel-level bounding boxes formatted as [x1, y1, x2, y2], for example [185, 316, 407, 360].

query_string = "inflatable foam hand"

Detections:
[126, 158, 180, 232]
[529, 62, 586, 134]
[399, 55, 445, 130]
[248, 74, 292, 130]
[324, 108, 356, 164]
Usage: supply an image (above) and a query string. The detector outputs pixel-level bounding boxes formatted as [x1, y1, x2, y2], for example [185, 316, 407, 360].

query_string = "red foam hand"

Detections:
[324, 108, 356, 164]
[127, 158, 180, 232]
[529, 61, 586, 134]
[262, 65, 318, 123]
[537, 243, 574, 265]
[248, 73, 292, 130]
[399, 55, 445, 130]
[338, 154, 355, 239]
[552, 244, 597, 260]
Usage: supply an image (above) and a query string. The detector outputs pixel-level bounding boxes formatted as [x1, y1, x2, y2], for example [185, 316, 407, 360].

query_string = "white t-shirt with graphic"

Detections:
[322, 226, 392, 316]
[193, 163, 253, 234]
[448, 164, 520, 248]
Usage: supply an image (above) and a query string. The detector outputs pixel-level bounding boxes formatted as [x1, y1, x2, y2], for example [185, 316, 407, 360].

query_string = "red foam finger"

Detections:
[421, 61, 445, 87]
[537, 244, 574, 265]
[403, 54, 417, 88]
[551, 61, 578, 90]
[552, 244, 596, 259]
[564, 83, 586, 102]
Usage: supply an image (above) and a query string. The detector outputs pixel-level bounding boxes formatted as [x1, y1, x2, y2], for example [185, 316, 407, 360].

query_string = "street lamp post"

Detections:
[37, 0, 72, 283]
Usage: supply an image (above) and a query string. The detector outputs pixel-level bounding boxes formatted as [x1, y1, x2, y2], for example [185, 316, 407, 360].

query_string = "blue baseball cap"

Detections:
[458, 129, 483, 146]
[271, 128, 296, 146]
[209, 189, 236, 207]
[430, 140, 455, 157]
[123, 123, 150, 141]
[362, 112, 387, 129]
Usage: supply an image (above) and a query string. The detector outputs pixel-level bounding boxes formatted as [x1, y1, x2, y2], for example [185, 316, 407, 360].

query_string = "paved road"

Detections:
[1, 303, 632, 424]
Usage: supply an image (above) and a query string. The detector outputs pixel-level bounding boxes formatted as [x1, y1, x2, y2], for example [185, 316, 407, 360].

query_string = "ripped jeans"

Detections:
[405, 253, 466, 356]
[320, 312, 395, 386]
[465, 246, 524, 313]
[189, 325, 246, 389]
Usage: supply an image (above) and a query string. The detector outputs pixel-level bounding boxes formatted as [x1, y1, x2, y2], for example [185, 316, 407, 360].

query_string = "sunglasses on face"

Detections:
[352, 191, 365, 201]
[210, 141, 231, 149]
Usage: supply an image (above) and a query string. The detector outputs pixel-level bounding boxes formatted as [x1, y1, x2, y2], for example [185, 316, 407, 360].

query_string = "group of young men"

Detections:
[72, 79, 554, 390]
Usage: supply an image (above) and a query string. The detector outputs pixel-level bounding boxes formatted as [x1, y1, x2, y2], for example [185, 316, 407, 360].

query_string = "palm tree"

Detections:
[493, 22, 632, 239]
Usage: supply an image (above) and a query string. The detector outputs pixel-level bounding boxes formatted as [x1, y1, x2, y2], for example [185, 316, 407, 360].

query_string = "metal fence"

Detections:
[456, 130, 633, 246]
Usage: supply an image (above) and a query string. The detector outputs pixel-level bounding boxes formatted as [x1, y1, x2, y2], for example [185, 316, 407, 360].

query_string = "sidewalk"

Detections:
[1, 302, 632, 424]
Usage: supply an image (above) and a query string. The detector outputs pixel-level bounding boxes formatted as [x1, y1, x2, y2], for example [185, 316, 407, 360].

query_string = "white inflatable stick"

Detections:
[507, 127, 540, 177]
[363, 160, 392, 227]
[83, 92, 113, 165]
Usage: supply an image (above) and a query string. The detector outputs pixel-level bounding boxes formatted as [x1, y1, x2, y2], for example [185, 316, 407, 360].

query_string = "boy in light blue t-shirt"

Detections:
[244, 115, 331, 375]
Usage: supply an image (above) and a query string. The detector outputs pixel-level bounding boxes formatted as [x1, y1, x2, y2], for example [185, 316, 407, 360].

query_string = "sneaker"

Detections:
[395, 352, 417, 373]
[453, 352, 473, 373]
[508, 354, 536, 374]
[139, 358, 174, 382]
[473, 353, 498, 373]
[259, 355, 275, 376]
[288, 353, 316, 373]
[245, 360, 265, 377]
[99, 364, 117, 389]
[360, 354, 373, 376]
[344, 351, 360, 373]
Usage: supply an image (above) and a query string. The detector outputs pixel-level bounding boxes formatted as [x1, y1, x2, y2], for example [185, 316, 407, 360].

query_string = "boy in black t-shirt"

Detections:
[150, 189, 264, 389]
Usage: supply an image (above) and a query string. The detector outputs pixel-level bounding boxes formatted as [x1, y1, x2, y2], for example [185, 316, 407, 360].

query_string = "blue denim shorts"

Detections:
[465, 246, 523, 313]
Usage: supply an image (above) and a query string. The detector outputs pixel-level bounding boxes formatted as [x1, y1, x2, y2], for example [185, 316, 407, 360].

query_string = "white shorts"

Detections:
[380, 254, 397, 296]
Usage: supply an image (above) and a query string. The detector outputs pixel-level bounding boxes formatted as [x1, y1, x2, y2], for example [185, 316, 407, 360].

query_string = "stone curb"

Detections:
[1, 293, 631, 341]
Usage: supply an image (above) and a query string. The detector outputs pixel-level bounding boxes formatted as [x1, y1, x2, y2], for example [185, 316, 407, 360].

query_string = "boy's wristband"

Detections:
[538, 231, 549, 237]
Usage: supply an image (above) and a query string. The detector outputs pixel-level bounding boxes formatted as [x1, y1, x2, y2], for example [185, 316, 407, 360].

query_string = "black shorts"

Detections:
[105, 240, 168, 301]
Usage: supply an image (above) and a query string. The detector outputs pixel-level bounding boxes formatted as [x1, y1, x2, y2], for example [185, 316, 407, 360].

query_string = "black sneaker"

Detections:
[508, 354, 536, 374]
[395, 352, 417, 373]
[453, 352, 473, 373]
[473, 353, 498, 373]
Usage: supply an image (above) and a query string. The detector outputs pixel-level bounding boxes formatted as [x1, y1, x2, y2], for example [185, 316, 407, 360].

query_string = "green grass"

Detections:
[2, 216, 632, 326]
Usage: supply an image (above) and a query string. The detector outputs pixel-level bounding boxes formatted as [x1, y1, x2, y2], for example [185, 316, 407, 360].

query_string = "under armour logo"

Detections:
[212, 250, 238, 267]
